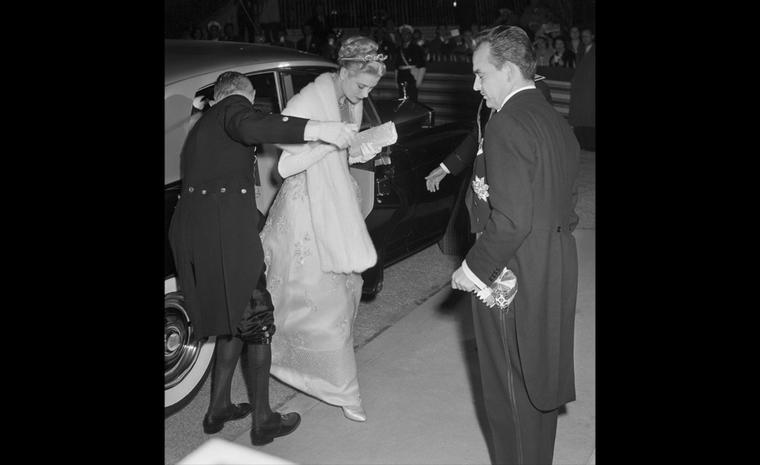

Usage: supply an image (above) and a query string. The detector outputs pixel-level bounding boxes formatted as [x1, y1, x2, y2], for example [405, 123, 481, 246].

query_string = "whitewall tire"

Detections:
[164, 276, 216, 412]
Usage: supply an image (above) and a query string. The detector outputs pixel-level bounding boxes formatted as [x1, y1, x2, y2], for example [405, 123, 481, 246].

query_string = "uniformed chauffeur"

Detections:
[168, 71, 357, 445]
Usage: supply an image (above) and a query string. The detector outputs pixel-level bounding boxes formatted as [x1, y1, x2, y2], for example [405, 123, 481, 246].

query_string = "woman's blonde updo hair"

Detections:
[337, 36, 387, 76]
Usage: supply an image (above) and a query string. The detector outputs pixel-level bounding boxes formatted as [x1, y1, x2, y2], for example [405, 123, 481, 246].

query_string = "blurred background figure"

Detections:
[358, 23, 372, 37]
[307, 3, 333, 46]
[520, 0, 553, 39]
[237, 0, 259, 43]
[207, 20, 222, 41]
[427, 25, 451, 60]
[384, 18, 399, 45]
[321, 31, 341, 61]
[413, 28, 429, 60]
[190, 25, 204, 40]
[297, 23, 321, 54]
[253, 30, 269, 44]
[568, 26, 582, 56]
[448, 27, 474, 62]
[492, 7, 519, 27]
[274, 27, 296, 48]
[533, 35, 553, 67]
[221, 22, 237, 41]
[258, 0, 281, 44]
[542, 21, 562, 41]
[576, 27, 595, 64]
[447, 30, 464, 60]
[463, 28, 476, 52]
[371, 8, 389, 28]
[569, 36, 596, 150]
[549, 36, 575, 68]
[395, 24, 427, 101]
[373, 27, 398, 70]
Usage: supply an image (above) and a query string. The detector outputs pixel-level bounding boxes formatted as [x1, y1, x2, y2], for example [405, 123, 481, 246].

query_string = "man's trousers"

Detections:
[471, 296, 559, 465]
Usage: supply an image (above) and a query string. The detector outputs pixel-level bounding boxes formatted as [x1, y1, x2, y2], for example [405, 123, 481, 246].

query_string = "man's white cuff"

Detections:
[462, 260, 487, 290]
[440, 162, 450, 174]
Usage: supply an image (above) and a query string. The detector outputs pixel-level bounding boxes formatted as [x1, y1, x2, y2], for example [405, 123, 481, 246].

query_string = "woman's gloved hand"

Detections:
[348, 142, 382, 164]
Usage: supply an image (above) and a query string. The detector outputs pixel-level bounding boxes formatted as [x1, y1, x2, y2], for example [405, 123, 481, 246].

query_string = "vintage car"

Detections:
[165, 39, 471, 413]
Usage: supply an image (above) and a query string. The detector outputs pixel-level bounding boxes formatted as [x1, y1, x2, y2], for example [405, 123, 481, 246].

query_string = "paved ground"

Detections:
[224, 229, 595, 465]
[166, 150, 595, 464]
[165, 245, 462, 464]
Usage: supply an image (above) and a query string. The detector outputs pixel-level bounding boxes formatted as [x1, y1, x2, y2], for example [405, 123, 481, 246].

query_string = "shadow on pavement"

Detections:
[434, 288, 495, 460]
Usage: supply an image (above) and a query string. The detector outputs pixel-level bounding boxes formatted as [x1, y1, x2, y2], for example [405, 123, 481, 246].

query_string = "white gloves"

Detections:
[348, 142, 382, 164]
[278, 142, 336, 178]
[192, 96, 208, 110]
[305, 121, 358, 149]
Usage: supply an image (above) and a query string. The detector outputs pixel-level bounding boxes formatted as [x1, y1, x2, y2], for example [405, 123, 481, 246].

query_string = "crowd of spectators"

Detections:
[178, 1, 595, 71]
[174, 1, 594, 141]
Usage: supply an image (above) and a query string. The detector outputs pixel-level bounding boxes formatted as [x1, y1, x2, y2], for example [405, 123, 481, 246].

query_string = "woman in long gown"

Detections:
[260, 36, 387, 422]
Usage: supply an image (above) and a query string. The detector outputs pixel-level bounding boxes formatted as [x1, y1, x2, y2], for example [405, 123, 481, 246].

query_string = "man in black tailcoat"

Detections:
[169, 71, 356, 445]
[425, 76, 552, 256]
[450, 26, 580, 464]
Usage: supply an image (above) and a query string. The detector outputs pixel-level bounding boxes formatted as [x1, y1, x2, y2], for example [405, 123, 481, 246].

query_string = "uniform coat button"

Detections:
[220, 187, 226, 193]
[201, 189, 207, 195]
[241, 188, 247, 194]
[188, 186, 194, 192]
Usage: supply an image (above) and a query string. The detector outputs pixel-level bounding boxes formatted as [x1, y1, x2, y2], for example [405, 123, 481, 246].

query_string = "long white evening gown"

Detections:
[260, 102, 364, 409]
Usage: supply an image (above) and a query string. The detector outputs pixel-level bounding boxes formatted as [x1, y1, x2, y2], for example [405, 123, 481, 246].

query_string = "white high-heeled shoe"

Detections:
[342, 405, 367, 422]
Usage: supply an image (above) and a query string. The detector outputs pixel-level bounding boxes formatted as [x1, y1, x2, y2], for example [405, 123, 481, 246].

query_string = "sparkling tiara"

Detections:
[339, 53, 388, 63]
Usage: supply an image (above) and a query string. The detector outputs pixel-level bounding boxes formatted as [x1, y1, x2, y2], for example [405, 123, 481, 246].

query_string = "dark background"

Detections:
[165, 0, 596, 38]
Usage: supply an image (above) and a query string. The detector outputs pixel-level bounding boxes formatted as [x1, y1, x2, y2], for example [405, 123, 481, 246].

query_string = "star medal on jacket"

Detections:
[472, 175, 489, 201]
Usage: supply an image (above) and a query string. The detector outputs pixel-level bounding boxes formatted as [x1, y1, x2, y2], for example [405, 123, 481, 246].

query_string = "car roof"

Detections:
[165, 39, 337, 86]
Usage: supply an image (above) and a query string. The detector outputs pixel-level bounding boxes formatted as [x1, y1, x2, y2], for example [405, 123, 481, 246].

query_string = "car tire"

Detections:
[165, 276, 216, 415]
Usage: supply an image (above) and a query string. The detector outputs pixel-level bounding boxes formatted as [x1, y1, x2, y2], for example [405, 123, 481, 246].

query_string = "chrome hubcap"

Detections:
[165, 294, 203, 390]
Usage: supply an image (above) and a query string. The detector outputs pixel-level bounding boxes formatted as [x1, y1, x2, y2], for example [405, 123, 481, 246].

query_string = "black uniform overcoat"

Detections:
[169, 94, 309, 338]
[465, 88, 581, 411]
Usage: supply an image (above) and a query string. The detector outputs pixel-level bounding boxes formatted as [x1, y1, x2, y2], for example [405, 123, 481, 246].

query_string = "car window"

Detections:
[284, 67, 332, 96]
[247, 73, 280, 114]
[290, 71, 317, 96]
[191, 72, 281, 115]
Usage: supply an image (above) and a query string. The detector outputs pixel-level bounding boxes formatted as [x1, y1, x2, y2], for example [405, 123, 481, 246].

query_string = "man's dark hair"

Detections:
[213, 71, 253, 101]
[474, 25, 536, 79]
